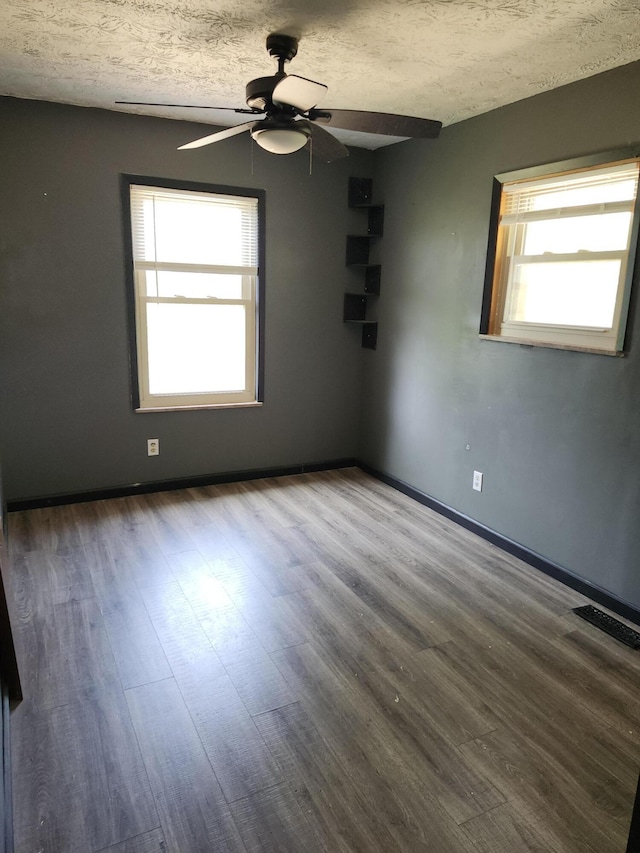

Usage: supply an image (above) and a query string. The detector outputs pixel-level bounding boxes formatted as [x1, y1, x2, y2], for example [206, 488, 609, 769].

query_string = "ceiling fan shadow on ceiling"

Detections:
[116, 33, 442, 163]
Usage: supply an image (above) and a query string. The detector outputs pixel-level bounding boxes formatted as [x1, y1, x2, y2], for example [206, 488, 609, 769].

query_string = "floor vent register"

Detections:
[573, 605, 640, 650]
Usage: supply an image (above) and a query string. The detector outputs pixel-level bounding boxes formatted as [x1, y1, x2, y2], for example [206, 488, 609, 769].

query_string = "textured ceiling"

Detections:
[2, 0, 640, 149]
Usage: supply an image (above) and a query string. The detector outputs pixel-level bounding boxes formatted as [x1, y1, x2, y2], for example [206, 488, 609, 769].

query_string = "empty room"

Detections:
[1, 2, 640, 851]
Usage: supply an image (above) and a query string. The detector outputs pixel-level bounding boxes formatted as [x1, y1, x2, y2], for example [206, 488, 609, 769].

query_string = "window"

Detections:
[125, 178, 264, 410]
[481, 155, 640, 354]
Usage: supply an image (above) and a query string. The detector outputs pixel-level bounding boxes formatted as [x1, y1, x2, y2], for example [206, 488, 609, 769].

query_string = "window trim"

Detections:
[480, 148, 640, 355]
[121, 175, 266, 411]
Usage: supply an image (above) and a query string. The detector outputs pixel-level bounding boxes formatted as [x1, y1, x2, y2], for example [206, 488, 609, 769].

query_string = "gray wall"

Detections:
[0, 97, 372, 500]
[362, 61, 640, 609]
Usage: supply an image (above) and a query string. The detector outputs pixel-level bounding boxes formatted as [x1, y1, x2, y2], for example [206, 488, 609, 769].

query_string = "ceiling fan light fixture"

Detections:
[250, 118, 310, 154]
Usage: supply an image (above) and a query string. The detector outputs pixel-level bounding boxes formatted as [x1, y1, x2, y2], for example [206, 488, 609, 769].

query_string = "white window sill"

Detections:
[135, 401, 264, 413]
[478, 334, 624, 357]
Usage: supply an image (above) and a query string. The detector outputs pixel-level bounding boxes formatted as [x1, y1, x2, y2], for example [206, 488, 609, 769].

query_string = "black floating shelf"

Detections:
[364, 266, 381, 294]
[345, 177, 382, 350]
[345, 264, 381, 293]
[346, 235, 372, 266]
[343, 293, 367, 322]
[362, 323, 378, 349]
[348, 176, 373, 207]
[367, 205, 384, 237]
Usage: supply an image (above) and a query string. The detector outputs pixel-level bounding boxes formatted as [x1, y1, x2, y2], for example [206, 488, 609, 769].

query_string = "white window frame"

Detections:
[125, 178, 264, 411]
[481, 153, 640, 355]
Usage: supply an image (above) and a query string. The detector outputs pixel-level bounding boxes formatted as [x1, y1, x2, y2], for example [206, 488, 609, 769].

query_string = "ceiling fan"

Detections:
[117, 33, 442, 162]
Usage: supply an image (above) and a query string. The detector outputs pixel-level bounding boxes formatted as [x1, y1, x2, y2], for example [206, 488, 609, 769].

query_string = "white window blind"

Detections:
[500, 162, 639, 223]
[130, 186, 259, 272]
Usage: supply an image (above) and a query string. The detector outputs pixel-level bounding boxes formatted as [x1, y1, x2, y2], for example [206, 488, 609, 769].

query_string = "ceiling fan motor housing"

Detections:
[245, 76, 281, 111]
[246, 34, 300, 110]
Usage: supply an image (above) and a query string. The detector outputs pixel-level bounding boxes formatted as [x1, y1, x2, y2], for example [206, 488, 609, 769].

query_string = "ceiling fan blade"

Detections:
[273, 75, 328, 112]
[310, 109, 442, 139]
[178, 122, 254, 150]
[116, 101, 260, 114]
[309, 123, 349, 163]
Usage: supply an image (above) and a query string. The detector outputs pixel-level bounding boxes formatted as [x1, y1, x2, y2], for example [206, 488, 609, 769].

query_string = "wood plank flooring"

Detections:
[5, 467, 640, 852]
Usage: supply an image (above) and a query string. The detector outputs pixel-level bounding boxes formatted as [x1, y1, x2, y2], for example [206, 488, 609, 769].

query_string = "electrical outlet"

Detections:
[147, 438, 159, 457]
[473, 470, 483, 492]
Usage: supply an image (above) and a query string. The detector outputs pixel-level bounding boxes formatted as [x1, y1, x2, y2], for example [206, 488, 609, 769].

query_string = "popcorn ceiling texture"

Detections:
[1, 0, 640, 147]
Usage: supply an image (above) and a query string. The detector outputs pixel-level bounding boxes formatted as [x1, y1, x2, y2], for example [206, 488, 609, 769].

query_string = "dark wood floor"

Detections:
[5, 468, 640, 851]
